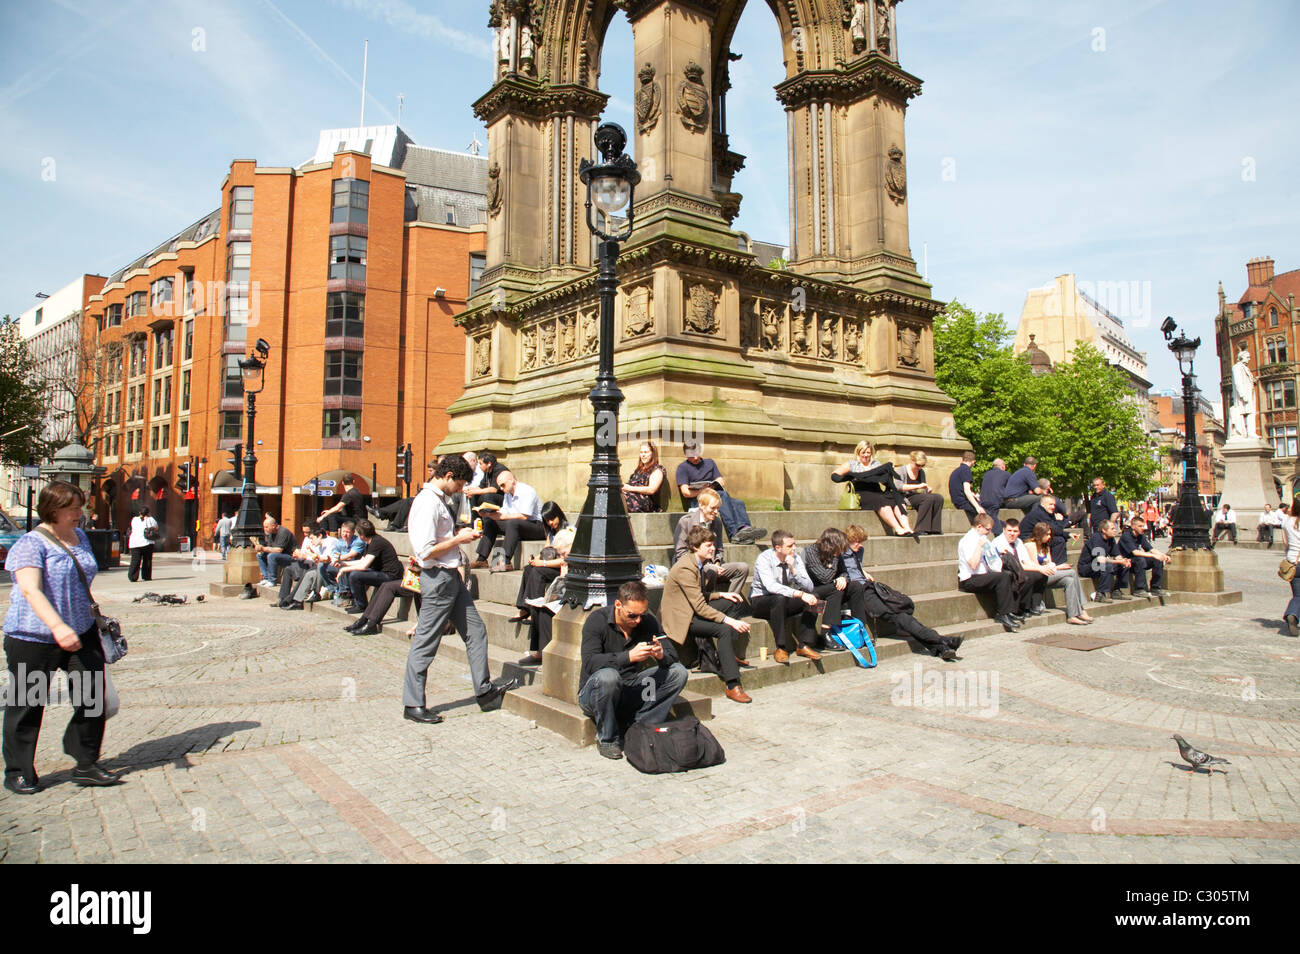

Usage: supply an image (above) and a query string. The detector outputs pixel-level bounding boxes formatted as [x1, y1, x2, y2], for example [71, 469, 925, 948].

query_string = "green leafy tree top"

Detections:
[0, 316, 51, 466]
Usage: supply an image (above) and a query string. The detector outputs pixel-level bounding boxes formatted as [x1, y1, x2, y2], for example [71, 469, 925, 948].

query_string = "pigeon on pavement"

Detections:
[1172, 734, 1231, 775]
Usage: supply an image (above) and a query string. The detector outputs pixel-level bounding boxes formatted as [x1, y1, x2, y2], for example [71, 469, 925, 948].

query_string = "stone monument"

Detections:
[1222, 345, 1280, 513]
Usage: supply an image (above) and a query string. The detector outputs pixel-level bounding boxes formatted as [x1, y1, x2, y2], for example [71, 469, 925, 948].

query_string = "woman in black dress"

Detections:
[508, 502, 568, 624]
[831, 440, 915, 537]
[894, 450, 944, 535]
[621, 440, 667, 513]
[516, 527, 575, 666]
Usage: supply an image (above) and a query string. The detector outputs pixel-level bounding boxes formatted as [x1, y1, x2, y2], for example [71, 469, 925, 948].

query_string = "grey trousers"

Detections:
[403, 566, 492, 707]
[704, 561, 750, 594]
[1044, 567, 1085, 618]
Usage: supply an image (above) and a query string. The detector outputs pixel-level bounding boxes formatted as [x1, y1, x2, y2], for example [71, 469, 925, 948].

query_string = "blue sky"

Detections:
[2, 0, 1296, 393]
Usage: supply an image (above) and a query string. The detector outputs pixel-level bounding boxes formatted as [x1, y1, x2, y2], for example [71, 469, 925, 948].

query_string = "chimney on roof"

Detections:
[1247, 256, 1275, 286]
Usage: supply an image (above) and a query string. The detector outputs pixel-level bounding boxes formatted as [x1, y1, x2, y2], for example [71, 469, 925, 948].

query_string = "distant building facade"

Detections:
[83, 125, 486, 545]
[1148, 390, 1224, 499]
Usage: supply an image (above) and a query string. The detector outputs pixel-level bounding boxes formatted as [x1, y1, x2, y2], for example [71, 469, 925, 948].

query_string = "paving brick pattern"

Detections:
[1, 547, 1296, 863]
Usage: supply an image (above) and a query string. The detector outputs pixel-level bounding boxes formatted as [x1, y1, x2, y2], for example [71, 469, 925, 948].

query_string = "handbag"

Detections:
[37, 527, 128, 664]
[624, 715, 726, 774]
[1279, 558, 1297, 583]
[143, 520, 161, 542]
[401, 559, 422, 593]
[838, 484, 861, 511]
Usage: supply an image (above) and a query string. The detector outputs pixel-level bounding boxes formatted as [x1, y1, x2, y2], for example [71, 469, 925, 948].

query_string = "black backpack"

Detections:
[624, 716, 726, 774]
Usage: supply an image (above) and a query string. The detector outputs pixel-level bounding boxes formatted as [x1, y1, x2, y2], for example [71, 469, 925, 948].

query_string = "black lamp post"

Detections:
[564, 123, 643, 608]
[231, 338, 270, 552]
[1161, 317, 1211, 549]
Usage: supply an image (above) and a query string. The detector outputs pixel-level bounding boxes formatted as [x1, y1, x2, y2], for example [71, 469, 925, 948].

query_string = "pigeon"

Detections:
[1172, 734, 1231, 775]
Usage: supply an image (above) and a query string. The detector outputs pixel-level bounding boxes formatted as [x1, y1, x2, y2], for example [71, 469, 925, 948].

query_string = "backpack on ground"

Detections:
[624, 716, 726, 774]
[828, 616, 877, 668]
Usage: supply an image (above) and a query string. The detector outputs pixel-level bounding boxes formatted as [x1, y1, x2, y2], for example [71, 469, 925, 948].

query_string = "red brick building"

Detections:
[85, 126, 486, 544]
[1214, 255, 1300, 493]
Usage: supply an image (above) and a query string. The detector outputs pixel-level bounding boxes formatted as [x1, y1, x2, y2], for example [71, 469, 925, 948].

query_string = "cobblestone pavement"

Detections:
[1, 545, 1297, 863]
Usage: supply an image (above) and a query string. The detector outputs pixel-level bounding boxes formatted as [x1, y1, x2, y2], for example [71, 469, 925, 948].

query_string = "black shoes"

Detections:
[938, 648, 958, 662]
[344, 620, 363, 633]
[995, 614, 1021, 632]
[476, 678, 520, 711]
[403, 706, 444, 724]
[947, 635, 964, 653]
[1026, 605, 1046, 617]
[344, 604, 364, 614]
[285, 601, 304, 611]
[597, 741, 624, 760]
[516, 653, 543, 667]
[732, 526, 769, 545]
[4, 774, 39, 795]
[1092, 592, 1112, 604]
[354, 621, 381, 636]
[72, 764, 123, 787]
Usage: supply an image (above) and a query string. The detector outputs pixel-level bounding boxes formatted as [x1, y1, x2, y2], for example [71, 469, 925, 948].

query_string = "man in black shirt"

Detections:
[336, 519, 404, 613]
[1088, 477, 1119, 535]
[463, 452, 506, 512]
[675, 439, 766, 545]
[1021, 495, 1076, 564]
[1002, 456, 1044, 513]
[1117, 516, 1169, 596]
[578, 580, 689, 760]
[978, 459, 1009, 534]
[255, 515, 297, 585]
[947, 450, 984, 526]
[317, 476, 367, 532]
[1077, 519, 1131, 603]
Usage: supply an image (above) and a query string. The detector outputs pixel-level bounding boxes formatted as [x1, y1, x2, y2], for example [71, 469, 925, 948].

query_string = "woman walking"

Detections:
[3, 482, 121, 794]
[127, 505, 158, 583]
[1283, 501, 1300, 637]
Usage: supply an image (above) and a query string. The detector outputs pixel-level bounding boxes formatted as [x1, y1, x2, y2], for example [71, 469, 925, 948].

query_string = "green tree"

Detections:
[0, 316, 51, 466]
[933, 300, 1042, 474]
[1035, 342, 1160, 499]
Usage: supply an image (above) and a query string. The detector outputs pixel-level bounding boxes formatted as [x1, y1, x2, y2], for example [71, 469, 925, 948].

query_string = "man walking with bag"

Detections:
[402, 455, 516, 724]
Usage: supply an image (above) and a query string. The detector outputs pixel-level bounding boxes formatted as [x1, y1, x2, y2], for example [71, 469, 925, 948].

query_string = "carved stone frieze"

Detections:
[819, 316, 839, 360]
[678, 61, 710, 133]
[623, 285, 653, 338]
[790, 312, 811, 355]
[473, 78, 608, 125]
[581, 309, 598, 355]
[487, 162, 502, 218]
[473, 334, 492, 377]
[897, 322, 922, 368]
[774, 60, 922, 109]
[539, 321, 556, 365]
[683, 283, 720, 336]
[635, 62, 661, 134]
[886, 144, 907, 204]
[559, 314, 576, 361]
[760, 305, 783, 351]
[520, 326, 537, 371]
[843, 320, 862, 362]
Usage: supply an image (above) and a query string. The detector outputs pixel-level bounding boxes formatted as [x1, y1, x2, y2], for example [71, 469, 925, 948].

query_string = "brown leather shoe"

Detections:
[724, 685, 752, 703]
[468, 560, 490, 569]
[773, 648, 789, 664]
[735, 655, 752, 668]
[795, 645, 822, 661]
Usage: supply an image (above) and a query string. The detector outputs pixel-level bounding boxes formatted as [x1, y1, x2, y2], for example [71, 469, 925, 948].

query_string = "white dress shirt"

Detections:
[407, 484, 460, 569]
[957, 528, 1002, 582]
[1213, 508, 1237, 525]
[750, 549, 816, 600]
[992, 532, 1031, 566]
[503, 481, 542, 521]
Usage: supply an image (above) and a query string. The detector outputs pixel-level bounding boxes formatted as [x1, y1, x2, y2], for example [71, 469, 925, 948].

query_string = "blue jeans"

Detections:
[257, 552, 294, 583]
[578, 663, 689, 745]
[715, 490, 751, 539]
[1285, 576, 1300, 621]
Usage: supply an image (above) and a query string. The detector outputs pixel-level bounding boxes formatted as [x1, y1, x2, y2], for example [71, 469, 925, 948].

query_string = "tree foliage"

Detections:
[0, 316, 51, 466]
[934, 300, 1159, 499]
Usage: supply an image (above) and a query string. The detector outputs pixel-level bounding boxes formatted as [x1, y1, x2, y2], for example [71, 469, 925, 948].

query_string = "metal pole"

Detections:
[232, 388, 262, 547]
[1172, 367, 1211, 549]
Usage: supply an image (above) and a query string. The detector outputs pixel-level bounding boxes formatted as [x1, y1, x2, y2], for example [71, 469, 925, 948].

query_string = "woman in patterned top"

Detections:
[621, 440, 667, 513]
[3, 482, 122, 794]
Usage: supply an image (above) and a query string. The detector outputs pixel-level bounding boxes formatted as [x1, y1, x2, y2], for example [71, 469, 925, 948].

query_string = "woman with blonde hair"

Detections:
[894, 450, 945, 535]
[832, 440, 915, 537]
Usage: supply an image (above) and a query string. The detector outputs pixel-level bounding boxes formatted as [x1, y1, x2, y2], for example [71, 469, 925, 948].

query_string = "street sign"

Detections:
[317, 490, 334, 497]
[316, 479, 337, 488]
[20, 465, 39, 478]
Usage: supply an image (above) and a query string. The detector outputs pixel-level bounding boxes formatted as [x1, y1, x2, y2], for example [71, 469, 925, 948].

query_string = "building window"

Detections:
[107, 304, 122, 327]
[184, 319, 193, 360]
[181, 370, 190, 411]
[129, 339, 147, 376]
[151, 425, 159, 452]
[179, 419, 188, 448]
[332, 178, 369, 224]
[326, 292, 365, 338]
[230, 186, 253, 231]
[153, 382, 161, 418]
[1270, 425, 1298, 458]
[225, 241, 251, 342]
[1267, 337, 1288, 364]
[151, 277, 173, 312]
[323, 409, 361, 440]
[1244, 303, 1254, 319]
[329, 235, 366, 281]
[223, 354, 244, 400]
[34, 307, 42, 326]
[161, 374, 172, 415]
[220, 411, 242, 442]
[445, 209, 455, 225]
[324, 349, 363, 396]
[1270, 306, 1279, 327]
[469, 252, 485, 297]
[1267, 379, 1296, 409]
[127, 291, 147, 317]
[183, 270, 196, 313]
[153, 328, 173, 369]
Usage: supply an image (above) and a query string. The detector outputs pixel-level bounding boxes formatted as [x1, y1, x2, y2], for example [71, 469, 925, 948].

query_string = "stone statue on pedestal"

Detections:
[1229, 346, 1258, 440]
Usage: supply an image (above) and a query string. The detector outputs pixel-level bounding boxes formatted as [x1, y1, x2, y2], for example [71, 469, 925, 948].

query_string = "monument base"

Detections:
[1165, 548, 1226, 594]
[218, 546, 261, 596]
[1221, 437, 1280, 511]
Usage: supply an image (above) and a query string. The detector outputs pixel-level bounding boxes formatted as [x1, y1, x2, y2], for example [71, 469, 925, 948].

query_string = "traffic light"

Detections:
[177, 461, 191, 492]
[228, 443, 243, 481]
[396, 445, 407, 484]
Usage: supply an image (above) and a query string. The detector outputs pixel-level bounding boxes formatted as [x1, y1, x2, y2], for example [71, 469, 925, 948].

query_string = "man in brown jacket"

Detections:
[660, 525, 753, 703]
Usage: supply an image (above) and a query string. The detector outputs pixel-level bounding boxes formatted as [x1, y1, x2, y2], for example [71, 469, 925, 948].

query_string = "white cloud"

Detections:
[330, 0, 492, 60]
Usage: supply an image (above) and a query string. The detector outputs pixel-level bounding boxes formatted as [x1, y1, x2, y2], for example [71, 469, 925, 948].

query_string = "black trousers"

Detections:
[1258, 524, 1275, 547]
[1212, 523, 1237, 543]
[278, 560, 311, 603]
[860, 586, 948, 655]
[750, 594, 817, 652]
[957, 506, 979, 527]
[959, 571, 1016, 617]
[348, 570, 398, 611]
[1128, 556, 1165, 593]
[528, 611, 555, 653]
[905, 492, 944, 534]
[4, 629, 106, 780]
[515, 564, 560, 611]
[127, 545, 153, 582]
[361, 579, 421, 625]
[688, 596, 747, 686]
[476, 516, 547, 561]
[1080, 564, 1124, 595]
[1011, 569, 1048, 613]
[813, 579, 867, 632]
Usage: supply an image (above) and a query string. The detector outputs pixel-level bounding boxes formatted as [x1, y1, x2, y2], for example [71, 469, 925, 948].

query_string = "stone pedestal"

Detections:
[1165, 549, 1226, 594]
[209, 546, 261, 598]
[540, 605, 594, 705]
[1221, 438, 1280, 511]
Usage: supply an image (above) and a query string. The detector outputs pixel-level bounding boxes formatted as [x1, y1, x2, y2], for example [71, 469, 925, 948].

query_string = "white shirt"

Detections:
[128, 515, 158, 549]
[992, 532, 1031, 567]
[407, 484, 459, 569]
[502, 480, 542, 522]
[957, 527, 1001, 581]
[1214, 508, 1237, 525]
[1286, 518, 1300, 562]
[1263, 509, 1286, 527]
[750, 548, 816, 600]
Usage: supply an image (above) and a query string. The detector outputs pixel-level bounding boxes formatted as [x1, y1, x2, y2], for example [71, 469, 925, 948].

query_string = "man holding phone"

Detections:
[579, 580, 689, 760]
[403, 454, 516, 724]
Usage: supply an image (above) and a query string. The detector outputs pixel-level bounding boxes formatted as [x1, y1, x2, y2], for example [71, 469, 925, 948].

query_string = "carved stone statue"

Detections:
[844, 321, 860, 361]
[849, 2, 867, 53]
[886, 145, 907, 204]
[875, 0, 892, 57]
[487, 162, 502, 218]
[761, 307, 781, 350]
[520, 327, 537, 370]
[790, 313, 810, 355]
[897, 323, 921, 367]
[635, 63, 661, 135]
[683, 284, 719, 335]
[540, 322, 555, 364]
[624, 286, 652, 338]
[581, 310, 598, 354]
[474, 336, 491, 377]
[678, 62, 709, 133]
[559, 315, 576, 360]
[494, 26, 511, 78]
[518, 22, 534, 73]
[1229, 346, 1259, 439]
[819, 317, 837, 359]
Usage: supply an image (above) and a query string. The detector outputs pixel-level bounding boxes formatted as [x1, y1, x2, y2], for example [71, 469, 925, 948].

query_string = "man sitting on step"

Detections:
[470, 470, 545, 571]
[675, 439, 767, 545]
[956, 513, 1021, 632]
[672, 488, 750, 594]
[579, 580, 690, 761]
[1117, 515, 1169, 597]
[749, 529, 821, 664]
[1077, 519, 1132, 603]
